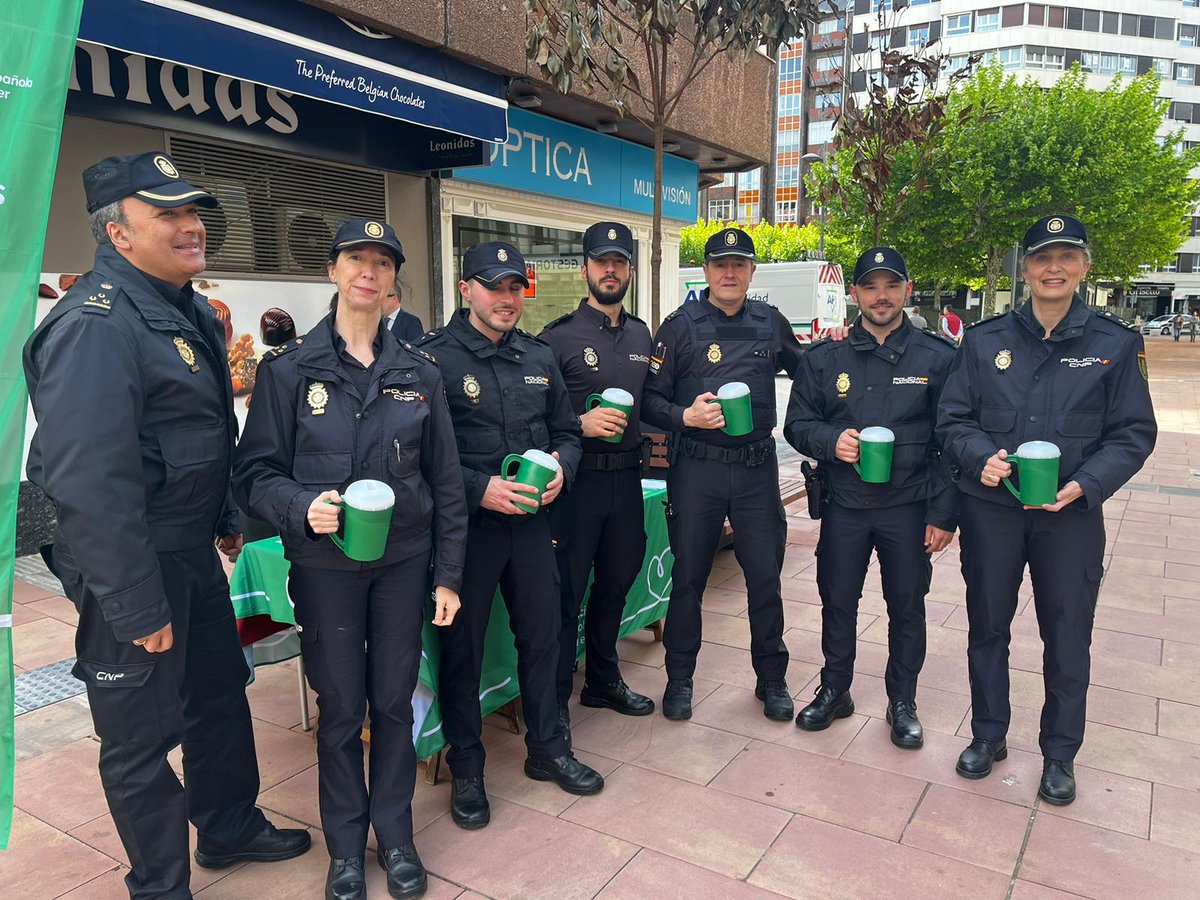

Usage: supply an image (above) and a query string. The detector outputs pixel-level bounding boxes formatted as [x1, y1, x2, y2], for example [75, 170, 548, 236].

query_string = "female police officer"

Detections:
[937, 215, 1156, 807]
[234, 218, 468, 900]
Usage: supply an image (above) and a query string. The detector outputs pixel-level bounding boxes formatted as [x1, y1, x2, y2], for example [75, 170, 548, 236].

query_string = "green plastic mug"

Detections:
[1002, 440, 1061, 507]
[501, 448, 560, 514]
[716, 382, 754, 437]
[853, 426, 895, 484]
[327, 479, 395, 562]
[585, 387, 635, 444]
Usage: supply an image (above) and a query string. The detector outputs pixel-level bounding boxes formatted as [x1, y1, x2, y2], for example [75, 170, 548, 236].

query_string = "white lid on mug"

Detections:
[718, 381, 751, 399]
[343, 479, 396, 511]
[859, 426, 896, 443]
[523, 448, 561, 471]
[1015, 440, 1060, 459]
[602, 387, 635, 405]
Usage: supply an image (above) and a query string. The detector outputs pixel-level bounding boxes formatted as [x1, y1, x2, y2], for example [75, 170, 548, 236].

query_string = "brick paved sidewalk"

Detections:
[4, 336, 1198, 899]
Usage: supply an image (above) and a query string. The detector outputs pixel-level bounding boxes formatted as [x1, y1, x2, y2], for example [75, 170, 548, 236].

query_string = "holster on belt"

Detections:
[801, 460, 830, 520]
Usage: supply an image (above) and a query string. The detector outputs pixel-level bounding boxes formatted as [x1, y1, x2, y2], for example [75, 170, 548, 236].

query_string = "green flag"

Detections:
[0, 0, 84, 849]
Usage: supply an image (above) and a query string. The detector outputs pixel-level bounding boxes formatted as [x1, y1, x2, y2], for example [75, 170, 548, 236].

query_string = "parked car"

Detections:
[1142, 314, 1180, 335]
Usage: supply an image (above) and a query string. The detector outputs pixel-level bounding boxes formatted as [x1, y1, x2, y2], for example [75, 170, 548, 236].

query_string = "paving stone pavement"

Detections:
[6, 335, 1199, 899]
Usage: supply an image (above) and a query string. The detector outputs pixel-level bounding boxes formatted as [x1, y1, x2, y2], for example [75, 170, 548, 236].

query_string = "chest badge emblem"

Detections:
[173, 336, 199, 373]
[835, 372, 850, 397]
[306, 382, 329, 415]
[463, 373, 482, 403]
[994, 349, 1013, 372]
[583, 346, 599, 369]
[706, 342, 722, 364]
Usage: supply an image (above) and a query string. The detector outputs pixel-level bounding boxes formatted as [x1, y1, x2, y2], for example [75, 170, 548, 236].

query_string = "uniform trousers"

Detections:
[663, 452, 789, 681]
[60, 544, 264, 900]
[288, 551, 430, 858]
[439, 513, 569, 777]
[959, 493, 1105, 761]
[814, 500, 931, 701]
[552, 467, 647, 704]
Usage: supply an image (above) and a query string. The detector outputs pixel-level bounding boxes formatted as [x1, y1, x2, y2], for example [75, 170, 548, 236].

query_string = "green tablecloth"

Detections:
[229, 482, 672, 759]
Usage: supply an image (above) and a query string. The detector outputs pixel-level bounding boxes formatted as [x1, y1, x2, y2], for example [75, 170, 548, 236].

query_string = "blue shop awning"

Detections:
[78, 0, 509, 144]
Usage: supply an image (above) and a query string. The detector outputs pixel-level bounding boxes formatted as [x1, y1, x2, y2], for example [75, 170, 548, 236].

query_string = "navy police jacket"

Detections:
[936, 296, 1156, 510]
[415, 309, 582, 515]
[784, 315, 959, 530]
[232, 314, 468, 588]
[24, 245, 240, 642]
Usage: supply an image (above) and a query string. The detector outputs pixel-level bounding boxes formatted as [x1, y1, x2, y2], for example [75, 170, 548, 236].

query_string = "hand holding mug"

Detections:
[835, 428, 861, 463]
[1029, 479, 1083, 513]
[540, 451, 565, 506]
[683, 392, 724, 430]
[981, 450, 1012, 487]
[581, 405, 628, 439]
[481, 476, 541, 514]
[432, 586, 460, 627]
[307, 490, 342, 533]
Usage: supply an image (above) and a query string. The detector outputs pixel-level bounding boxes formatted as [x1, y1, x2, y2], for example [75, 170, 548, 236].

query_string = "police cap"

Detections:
[705, 228, 756, 261]
[329, 217, 406, 265]
[583, 222, 634, 260]
[1023, 215, 1088, 254]
[853, 246, 909, 284]
[463, 241, 530, 288]
[83, 152, 218, 214]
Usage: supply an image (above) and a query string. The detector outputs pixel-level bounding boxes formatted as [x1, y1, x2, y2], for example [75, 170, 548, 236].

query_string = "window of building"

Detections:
[1152, 58, 1172, 78]
[778, 55, 804, 81]
[1172, 101, 1193, 122]
[809, 120, 836, 145]
[1002, 5, 1023, 28]
[778, 129, 802, 153]
[909, 24, 931, 48]
[777, 165, 799, 188]
[1156, 17, 1175, 41]
[1186, 0, 1200, 9]
[815, 54, 840, 72]
[1027, 4, 1045, 27]
[946, 13, 972, 36]
[1102, 11, 1119, 34]
[1027, 46, 1074, 72]
[873, 0, 892, 12]
[818, 17, 843, 35]
[1083, 52, 1137, 76]
[815, 92, 840, 109]
[1065, 8, 1083, 30]
[778, 93, 803, 117]
[737, 201, 758, 222]
[977, 9, 1001, 31]
[776, 200, 799, 223]
[1178, 63, 1196, 84]
[1181, 23, 1198, 47]
[1083, 9, 1102, 31]
[707, 198, 734, 220]
[1049, 6, 1065, 28]
[995, 47, 1023, 69]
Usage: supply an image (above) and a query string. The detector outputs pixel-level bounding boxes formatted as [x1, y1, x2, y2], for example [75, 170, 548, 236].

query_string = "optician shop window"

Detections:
[452, 216, 639, 334]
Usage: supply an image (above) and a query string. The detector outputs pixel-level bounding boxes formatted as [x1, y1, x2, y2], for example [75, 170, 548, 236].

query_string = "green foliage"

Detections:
[679, 219, 823, 266]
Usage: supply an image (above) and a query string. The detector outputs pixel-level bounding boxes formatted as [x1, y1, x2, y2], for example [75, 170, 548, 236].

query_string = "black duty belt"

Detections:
[675, 435, 775, 467]
[581, 447, 642, 471]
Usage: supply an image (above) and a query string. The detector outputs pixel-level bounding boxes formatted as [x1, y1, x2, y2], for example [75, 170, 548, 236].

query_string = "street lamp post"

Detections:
[800, 151, 825, 258]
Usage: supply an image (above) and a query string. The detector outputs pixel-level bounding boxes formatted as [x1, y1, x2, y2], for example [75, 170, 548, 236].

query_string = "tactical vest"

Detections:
[675, 298, 779, 435]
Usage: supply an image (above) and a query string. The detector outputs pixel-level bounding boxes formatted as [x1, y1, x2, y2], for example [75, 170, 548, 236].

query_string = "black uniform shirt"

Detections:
[784, 315, 959, 529]
[642, 293, 803, 448]
[23, 245, 239, 642]
[539, 299, 653, 454]
[936, 295, 1157, 510]
[416, 309, 582, 514]
[332, 327, 383, 399]
[233, 314, 468, 585]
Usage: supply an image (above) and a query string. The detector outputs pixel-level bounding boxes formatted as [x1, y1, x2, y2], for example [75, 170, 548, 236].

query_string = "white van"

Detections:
[678, 260, 848, 342]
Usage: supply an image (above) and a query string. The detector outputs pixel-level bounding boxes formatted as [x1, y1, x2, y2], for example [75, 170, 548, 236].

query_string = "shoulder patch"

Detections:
[965, 312, 1006, 330]
[661, 307, 683, 324]
[1095, 309, 1138, 331]
[262, 337, 303, 361]
[541, 312, 575, 331]
[402, 341, 438, 364]
[78, 283, 122, 316]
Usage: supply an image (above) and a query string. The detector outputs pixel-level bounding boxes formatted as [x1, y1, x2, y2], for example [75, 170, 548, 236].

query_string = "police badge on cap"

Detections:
[583, 222, 634, 260]
[853, 247, 909, 285]
[462, 241, 530, 287]
[82, 151, 218, 213]
[329, 217, 406, 265]
[704, 228, 756, 260]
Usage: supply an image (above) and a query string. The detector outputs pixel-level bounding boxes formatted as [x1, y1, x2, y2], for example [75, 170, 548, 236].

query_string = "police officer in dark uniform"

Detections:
[234, 218, 468, 900]
[642, 228, 804, 721]
[23, 152, 309, 900]
[416, 241, 604, 830]
[540, 222, 656, 742]
[784, 247, 958, 747]
[937, 215, 1157, 805]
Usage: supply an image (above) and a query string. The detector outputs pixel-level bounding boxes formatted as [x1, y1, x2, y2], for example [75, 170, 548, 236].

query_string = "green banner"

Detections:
[0, 0, 84, 850]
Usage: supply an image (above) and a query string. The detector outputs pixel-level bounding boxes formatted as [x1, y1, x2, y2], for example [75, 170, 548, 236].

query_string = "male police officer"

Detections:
[540, 222, 656, 743]
[24, 152, 309, 900]
[417, 242, 604, 830]
[642, 228, 803, 721]
[784, 247, 957, 747]
[937, 215, 1156, 805]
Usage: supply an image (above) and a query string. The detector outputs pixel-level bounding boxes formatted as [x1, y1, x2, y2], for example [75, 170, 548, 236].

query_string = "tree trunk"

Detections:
[932, 280, 943, 310]
[983, 250, 1004, 316]
[651, 117, 665, 328]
